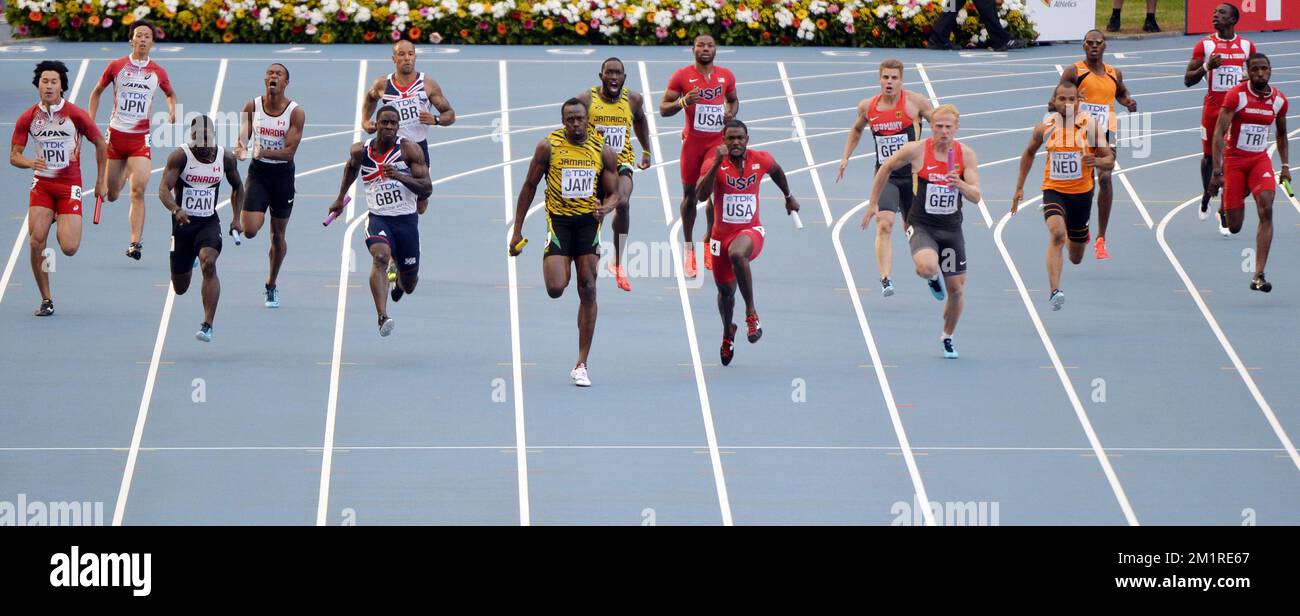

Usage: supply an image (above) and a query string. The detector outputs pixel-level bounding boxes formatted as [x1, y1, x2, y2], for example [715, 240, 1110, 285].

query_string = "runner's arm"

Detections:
[425, 78, 456, 127]
[1211, 107, 1234, 174]
[385, 140, 432, 199]
[235, 99, 254, 158]
[694, 144, 726, 202]
[630, 91, 652, 167]
[156, 149, 187, 214]
[596, 146, 621, 217]
[328, 143, 364, 215]
[511, 140, 549, 240]
[954, 144, 982, 204]
[724, 86, 739, 123]
[1014, 123, 1046, 194]
[768, 159, 799, 214]
[1114, 68, 1137, 112]
[360, 77, 386, 133]
[838, 100, 871, 173]
[1276, 113, 1290, 183]
[1185, 57, 1209, 88]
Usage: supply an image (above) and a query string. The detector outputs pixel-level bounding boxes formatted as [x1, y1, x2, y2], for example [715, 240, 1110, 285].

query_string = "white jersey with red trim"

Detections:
[251, 96, 299, 164]
[381, 72, 432, 144]
[98, 56, 173, 133]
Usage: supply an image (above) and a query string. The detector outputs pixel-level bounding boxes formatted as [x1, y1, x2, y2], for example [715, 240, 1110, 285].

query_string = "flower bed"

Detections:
[6, 0, 1037, 48]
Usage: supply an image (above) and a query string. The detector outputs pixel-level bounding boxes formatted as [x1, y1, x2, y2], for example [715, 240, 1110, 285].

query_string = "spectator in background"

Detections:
[928, 0, 1024, 52]
[1108, 0, 1161, 33]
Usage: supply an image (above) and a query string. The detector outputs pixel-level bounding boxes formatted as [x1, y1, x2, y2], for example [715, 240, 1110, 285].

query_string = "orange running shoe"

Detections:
[683, 244, 698, 279]
[1094, 236, 1110, 260]
[703, 244, 714, 271]
[608, 261, 632, 292]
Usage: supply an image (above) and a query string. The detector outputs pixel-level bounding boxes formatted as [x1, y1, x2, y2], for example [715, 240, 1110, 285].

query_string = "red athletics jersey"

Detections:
[98, 56, 173, 133]
[668, 64, 736, 142]
[1192, 34, 1254, 106]
[866, 92, 918, 176]
[702, 149, 773, 238]
[1220, 83, 1287, 159]
[11, 99, 101, 184]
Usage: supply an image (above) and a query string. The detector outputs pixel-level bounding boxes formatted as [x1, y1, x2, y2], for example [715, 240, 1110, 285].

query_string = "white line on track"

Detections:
[915, 63, 939, 108]
[638, 60, 734, 526]
[1155, 196, 1300, 472]
[0, 58, 89, 306]
[499, 60, 532, 527]
[112, 58, 227, 526]
[832, 201, 937, 527]
[316, 59, 370, 526]
[5, 445, 1292, 453]
[777, 62, 833, 227]
[993, 202, 1140, 525]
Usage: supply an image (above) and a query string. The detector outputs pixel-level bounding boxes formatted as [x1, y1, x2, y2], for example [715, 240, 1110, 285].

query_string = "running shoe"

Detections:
[391, 282, 404, 303]
[125, 242, 143, 261]
[943, 337, 959, 359]
[746, 313, 762, 343]
[1250, 273, 1272, 293]
[703, 246, 713, 272]
[721, 323, 738, 366]
[927, 275, 945, 301]
[264, 284, 279, 308]
[1049, 289, 1066, 311]
[881, 277, 895, 297]
[378, 314, 395, 337]
[35, 299, 54, 317]
[195, 322, 213, 343]
[1198, 193, 1213, 220]
[1218, 208, 1231, 237]
[608, 261, 632, 292]
[1094, 236, 1110, 260]
[571, 363, 592, 387]
[683, 245, 698, 279]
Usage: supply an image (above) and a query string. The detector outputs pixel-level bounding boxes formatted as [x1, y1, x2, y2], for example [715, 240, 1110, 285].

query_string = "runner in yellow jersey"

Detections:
[510, 99, 620, 387]
[576, 57, 652, 292]
[1058, 30, 1138, 261]
[1012, 82, 1115, 312]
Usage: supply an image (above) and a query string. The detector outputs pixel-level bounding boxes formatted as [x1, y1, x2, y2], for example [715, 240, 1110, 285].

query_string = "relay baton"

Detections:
[512, 237, 529, 254]
[1283, 178, 1295, 199]
[791, 211, 804, 229]
[229, 229, 243, 246]
[93, 196, 103, 225]
[323, 195, 352, 226]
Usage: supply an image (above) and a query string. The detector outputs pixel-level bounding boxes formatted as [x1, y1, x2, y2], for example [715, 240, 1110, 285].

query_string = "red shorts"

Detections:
[1200, 102, 1220, 158]
[680, 134, 724, 186]
[29, 177, 84, 216]
[709, 226, 765, 284]
[1222, 155, 1275, 211]
[107, 129, 151, 160]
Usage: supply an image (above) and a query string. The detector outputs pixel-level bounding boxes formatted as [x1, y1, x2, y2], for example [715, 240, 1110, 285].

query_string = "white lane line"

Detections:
[776, 62, 833, 227]
[112, 58, 228, 526]
[832, 201, 937, 527]
[6, 444, 1292, 453]
[499, 60, 531, 527]
[1277, 128, 1300, 215]
[637, 61, 675, 225]
[315, 59, 370, 527]
[639, 60, 734, 526]
[915, 63, 939, 108]
[0, 58, 90, 306]
[346, 60, 367, 222]
[993, 204, 1140, 526]
[1155, 197, 1300, 472]
[1052, 64, 1154, 229]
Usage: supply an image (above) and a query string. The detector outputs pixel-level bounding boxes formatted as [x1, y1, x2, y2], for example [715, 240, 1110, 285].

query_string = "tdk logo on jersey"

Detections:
[725, 173, 758, 191]
[699, 85, 725, 100]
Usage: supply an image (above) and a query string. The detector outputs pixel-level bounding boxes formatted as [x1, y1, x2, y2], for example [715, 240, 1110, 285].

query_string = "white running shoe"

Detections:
[571, 363, 592, 387]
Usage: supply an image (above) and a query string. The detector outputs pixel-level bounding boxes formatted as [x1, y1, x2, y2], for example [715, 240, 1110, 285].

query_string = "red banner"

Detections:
[1188, 0, 1300, 34]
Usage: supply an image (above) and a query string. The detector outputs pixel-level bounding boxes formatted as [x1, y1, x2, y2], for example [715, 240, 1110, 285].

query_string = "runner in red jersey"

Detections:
[1185, 3, 1254, 222]
[660, 34, 739, 279]
[87, 20, 178, 261]
[9, 61, 108, 316]
[695, 120, 800, 366]
[1209, 53, 1290, 293]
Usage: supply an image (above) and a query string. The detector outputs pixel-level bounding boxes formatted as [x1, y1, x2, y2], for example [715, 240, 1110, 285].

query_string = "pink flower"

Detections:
[429, 32, 443, 43]
[102, 17, 113, 28]
[70, 16, 83, 28]
[478, 21, 490, 30]
[721, 17, 732, 27]
[828, 4, 840, 14]
[391, 29, 402, 40]
[155, 28, 165, 40]
[337, 10, 348, 21]
[523, 19, 534, 29]
[251, 8, 260, 18]
[16, 25, 29, 35]
[590, 18, 599, 27]
[844, 23, 854, 34]
[419, 7, 433, 18]
[306, 23, 317, 35]
[655, 26, 668, 38]
[887, 16, 897, 29]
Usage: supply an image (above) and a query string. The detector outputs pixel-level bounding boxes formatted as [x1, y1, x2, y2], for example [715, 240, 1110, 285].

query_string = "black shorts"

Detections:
[170, 214, 222, 275]
[366, 212, 420, 275]
[877, 175, 915, 220]
[545, 213, 601, 258]
[1043, 189, 1094, 244]
[244, 160, 296, 219]
[907, 222, 967, 277]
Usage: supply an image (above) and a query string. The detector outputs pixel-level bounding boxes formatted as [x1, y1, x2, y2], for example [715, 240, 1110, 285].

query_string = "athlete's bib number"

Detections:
[391, 96, 425, 127]
[924, 183, 959, 215]
[369, 179, 407, 210]
[1236, 123, 1269, 153]
[562, 168, 596, 199]
[70, 185, 82, 201]
[694, 103, 724, 133]
[116, 88, 151, 123]
[597, 125, 627, 153]
[1049, 151, 1083, 181]
[38, 139, 71, 171]
[1080, 102, 1110, 129]
[875, 133, 908, 161]
[722, 193, 756, 224]
[181, 186, 215, 216]
[1212, 65, 1242, 92]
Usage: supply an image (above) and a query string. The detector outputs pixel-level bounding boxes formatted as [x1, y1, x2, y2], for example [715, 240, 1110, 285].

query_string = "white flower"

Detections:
[356, 7, 371, 22]
[874, 4, 892, 18]
[838, 10, 854, 25]
[809, 0, 828, 15]
[1000, 18, 1008, 28]
[469, 2, 485, 17]
[132, 5, 150, 19]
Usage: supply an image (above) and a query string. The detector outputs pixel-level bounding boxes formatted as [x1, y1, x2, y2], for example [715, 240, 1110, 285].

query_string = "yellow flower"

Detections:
[747, 21, 760, 29]
[235, 9, 244, 19]
[122, 13, 136, 25]
[675, 27, 686, 38]
[796, 9, 808, 20]
[222, 32, 234, 42]
[320, 32, 334, 44]
[457, 9, 466, 17]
